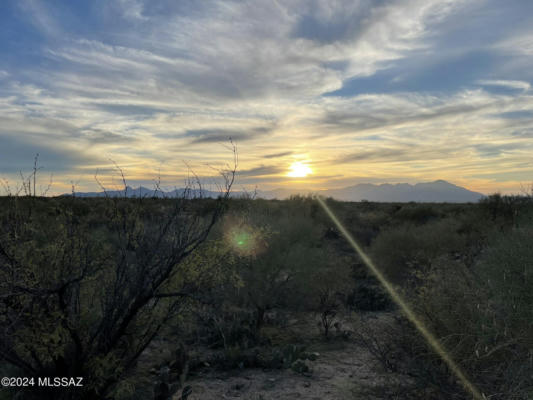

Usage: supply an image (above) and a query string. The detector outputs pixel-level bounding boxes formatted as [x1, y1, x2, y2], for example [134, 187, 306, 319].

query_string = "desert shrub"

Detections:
[296, 248, 353, 339]
[347, 280, 391, 311]
[476, 228, 533, 356]
[370, 226, 533, 399]
[196, 306, 257, 350]
[353, 314, 421, 375]
[0, 191, 231, 400]
[370, 218, 468, 284]
[393, 204, 441, 224]
[204, 198, 354, 344]
[479, 193, 533, 228]
[224, 207, 328, 334]
[356, 208, 392, 234]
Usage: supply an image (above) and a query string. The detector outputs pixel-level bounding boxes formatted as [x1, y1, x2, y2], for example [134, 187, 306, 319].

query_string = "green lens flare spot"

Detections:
[227, 227, 261, 256]
[233, 232, 250, 247]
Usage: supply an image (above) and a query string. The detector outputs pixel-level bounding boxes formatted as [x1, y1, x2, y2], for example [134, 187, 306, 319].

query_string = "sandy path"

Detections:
[181, 313, 410, 399]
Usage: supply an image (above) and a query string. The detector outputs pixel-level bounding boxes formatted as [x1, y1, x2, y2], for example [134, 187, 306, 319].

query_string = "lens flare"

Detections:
[314, 195, 485, 400]
[233, 231, 251, 248]
[227, 228, 254, 254]
[223, 217, 266, 257]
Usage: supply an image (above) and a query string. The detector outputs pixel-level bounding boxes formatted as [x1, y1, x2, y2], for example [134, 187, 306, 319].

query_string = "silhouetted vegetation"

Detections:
[1, 188, 532, 399]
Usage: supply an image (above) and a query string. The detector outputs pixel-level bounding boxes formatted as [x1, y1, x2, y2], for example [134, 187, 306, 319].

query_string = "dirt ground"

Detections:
[181, 313, 413, 400]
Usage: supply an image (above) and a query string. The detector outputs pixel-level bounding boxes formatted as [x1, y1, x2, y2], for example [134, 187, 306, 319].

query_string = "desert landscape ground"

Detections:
[1, 192, 532, 399]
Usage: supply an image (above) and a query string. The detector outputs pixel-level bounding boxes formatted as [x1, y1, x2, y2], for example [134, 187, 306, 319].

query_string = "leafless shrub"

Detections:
[0, 146, 237, 399]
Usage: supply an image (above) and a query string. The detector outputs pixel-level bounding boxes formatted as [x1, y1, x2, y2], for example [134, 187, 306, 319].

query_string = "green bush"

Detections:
[393, 204, 441, 224]
[0, 195, 229, 400]
[370, 218, 467, 284]
[399, 227, 533, 399]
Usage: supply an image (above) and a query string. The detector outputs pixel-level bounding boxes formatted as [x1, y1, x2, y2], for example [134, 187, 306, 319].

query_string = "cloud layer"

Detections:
[1, 0, 532, 194]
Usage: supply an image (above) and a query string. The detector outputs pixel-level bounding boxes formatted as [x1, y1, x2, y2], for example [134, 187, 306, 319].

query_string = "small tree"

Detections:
[299, 249, 352, 339]
[225, 203, 324, 336]
[0, 158, 235, 399]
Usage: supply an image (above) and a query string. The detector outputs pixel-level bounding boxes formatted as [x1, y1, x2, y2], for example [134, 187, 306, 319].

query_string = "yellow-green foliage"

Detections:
[371, 218, 467, 283]
[406, 226, 533, 399]
[0, 196, 228, 399]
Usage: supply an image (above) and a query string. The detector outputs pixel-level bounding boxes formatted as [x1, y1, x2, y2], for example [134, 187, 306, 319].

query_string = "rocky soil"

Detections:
[181, 313, 413, 400]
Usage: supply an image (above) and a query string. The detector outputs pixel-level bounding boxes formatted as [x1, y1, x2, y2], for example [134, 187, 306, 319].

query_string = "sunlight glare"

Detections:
[314, 196, 485, 400]
[287, 161, 312, 178]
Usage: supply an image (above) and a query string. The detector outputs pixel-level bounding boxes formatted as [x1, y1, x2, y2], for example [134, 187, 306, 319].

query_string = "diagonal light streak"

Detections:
[315, 195, 485, 400]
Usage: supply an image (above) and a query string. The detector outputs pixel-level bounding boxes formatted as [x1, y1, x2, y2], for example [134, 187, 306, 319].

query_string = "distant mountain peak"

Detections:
[63, 180, 485, 203]
[322, 180, 484, 203]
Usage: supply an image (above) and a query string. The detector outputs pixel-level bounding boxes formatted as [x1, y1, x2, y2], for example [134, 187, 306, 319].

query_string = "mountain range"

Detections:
[66, 180, 485, 203]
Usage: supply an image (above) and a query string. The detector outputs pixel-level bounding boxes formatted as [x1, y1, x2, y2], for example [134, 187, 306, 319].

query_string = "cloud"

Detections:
[477, 79, 530, 92]
[316, 90, 501, 135]
[135, 0, 211, 18]
[184, 127, 271, 144]
[291, 0, 390, 44]
[337, 148, 410, 163]
[494, 32, 533, 56]
[511, 128, 533, 138]
[1, 0, 533, 193]
[494, 110, 533, 120]
[34, 0, 472, 105]
[17, 0, 62, 37]
[78, 129, 136, 145]
[93, 103, 166, 117]
[473, 143, 524, 158]
[326, 49, 501, 96]
[264, 151, 293, 159]
[0, 133, 100, 174]
[237, 165, 283, 177]
[334, 143, 468, 165]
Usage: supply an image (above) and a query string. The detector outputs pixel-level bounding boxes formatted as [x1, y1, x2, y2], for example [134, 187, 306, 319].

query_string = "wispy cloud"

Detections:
[477, 79, 530, 91]
[17, 0, 62, 37]
[264, 151, 294, 159]
[0, 0, 532, 194]
[184, 127, 272, 144]
[237, 165, 284, 178]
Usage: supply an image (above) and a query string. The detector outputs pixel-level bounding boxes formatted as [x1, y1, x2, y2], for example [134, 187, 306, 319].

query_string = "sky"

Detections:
[1, 0, 533, 195]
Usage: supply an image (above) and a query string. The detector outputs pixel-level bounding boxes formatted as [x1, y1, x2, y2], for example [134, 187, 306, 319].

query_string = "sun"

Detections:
[287, 161, 313, 178]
